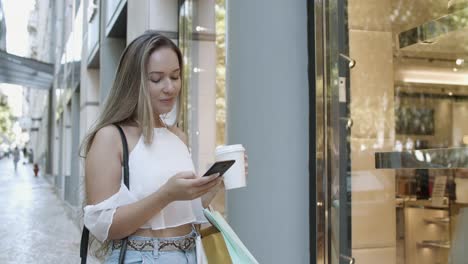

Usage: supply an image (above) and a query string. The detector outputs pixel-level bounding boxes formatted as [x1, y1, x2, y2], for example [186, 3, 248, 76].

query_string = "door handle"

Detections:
[340, 254, 355, 264]
[340, 117, 353, 129]
[339, 54, 356, 69]
[345, 118, 353, 129]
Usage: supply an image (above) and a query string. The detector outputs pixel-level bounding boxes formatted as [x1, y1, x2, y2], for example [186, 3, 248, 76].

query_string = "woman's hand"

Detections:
[161, 171, 223, 203]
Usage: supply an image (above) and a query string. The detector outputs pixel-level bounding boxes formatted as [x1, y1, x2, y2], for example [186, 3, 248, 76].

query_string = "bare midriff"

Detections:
[133, 223, 193, 238]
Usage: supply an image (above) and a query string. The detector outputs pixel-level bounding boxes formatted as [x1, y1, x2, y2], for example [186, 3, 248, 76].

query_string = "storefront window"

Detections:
[316, 1, 468, 263]
[179, 0, 227, 212]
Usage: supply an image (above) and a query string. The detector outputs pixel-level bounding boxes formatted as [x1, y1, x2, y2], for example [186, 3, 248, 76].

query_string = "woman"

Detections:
[83, 31, 239, 263]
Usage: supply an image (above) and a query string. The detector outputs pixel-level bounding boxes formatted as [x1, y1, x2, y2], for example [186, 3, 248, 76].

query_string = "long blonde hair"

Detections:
[82, 31, 183, 155]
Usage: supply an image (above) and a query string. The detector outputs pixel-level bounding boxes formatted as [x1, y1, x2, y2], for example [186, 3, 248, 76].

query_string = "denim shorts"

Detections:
[104, 229, 197, 264]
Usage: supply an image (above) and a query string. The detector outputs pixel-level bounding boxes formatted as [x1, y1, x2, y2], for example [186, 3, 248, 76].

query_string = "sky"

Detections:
[1, 0, 36, 117]
[3, 0, 36, 56]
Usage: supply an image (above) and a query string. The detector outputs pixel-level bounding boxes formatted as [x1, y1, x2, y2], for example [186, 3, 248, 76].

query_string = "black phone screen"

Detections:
[203, 160, 236, 177]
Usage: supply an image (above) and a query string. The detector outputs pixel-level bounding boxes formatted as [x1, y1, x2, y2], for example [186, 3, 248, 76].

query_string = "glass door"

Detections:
[316, 1, 468, 264]
[315, 0, 352, 263]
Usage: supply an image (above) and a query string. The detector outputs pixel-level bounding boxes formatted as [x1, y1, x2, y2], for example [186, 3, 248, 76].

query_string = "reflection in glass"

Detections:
[179, 0, 227, 214]
[215, 0, 226, 146]
[320, 0, 468, 263]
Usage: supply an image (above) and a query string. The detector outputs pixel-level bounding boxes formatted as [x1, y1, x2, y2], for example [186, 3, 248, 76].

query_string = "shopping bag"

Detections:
[203, 208, 259, 264]
[200, 225, 232, 264]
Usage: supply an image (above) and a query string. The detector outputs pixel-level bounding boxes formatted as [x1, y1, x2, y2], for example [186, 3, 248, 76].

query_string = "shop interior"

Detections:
[346, 1, 468, 263]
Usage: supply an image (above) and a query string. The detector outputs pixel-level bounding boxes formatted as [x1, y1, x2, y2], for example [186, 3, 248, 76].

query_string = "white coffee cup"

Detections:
[215, 144, 246, 190]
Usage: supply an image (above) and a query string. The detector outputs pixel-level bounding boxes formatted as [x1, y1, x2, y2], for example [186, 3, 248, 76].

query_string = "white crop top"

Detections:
[83, 128, 207, 242]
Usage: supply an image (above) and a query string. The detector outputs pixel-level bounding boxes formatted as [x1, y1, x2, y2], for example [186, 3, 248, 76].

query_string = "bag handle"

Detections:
[80, 124, 130, 264]
[201, 205, 221, 238]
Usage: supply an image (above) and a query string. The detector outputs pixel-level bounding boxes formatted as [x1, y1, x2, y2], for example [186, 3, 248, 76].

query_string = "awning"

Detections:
[0, 49, 54, 90]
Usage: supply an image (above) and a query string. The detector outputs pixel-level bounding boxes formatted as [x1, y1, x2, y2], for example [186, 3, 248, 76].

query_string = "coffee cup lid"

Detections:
[215, 144, 245, 155]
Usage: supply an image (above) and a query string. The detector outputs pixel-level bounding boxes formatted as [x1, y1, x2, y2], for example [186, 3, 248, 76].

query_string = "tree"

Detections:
[0, 98, 14, 144]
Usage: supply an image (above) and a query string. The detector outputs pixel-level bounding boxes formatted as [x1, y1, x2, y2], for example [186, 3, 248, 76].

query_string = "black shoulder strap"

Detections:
[80, 227, 89, 264]
[114, 124, 130, 188]
[80, 124, 130, 264]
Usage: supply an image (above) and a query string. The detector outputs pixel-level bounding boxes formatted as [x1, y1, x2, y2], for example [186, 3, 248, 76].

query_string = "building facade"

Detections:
[31, 0, 468, 263]
[0, 0, 6, 50]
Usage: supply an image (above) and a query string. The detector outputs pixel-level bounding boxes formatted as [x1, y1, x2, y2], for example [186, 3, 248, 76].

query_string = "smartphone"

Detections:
[203, 160, 236, 177]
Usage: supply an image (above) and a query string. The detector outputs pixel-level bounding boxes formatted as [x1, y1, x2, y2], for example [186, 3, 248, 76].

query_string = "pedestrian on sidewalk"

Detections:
[12, 147, 20, 171]
[81, 31, 246, 264]
[29, 148, 34, 164]
[22, 146, 27, 164]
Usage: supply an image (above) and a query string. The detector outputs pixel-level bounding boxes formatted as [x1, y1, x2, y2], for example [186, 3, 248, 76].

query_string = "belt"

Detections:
[112, 236, 196, 252]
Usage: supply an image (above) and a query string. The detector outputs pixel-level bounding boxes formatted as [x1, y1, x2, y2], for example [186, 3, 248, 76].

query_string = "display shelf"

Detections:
[405, 200, 449, 210]
[423, 217, 449, 224]
[417, 240, 450, 249]
[375, 147, 468, 169]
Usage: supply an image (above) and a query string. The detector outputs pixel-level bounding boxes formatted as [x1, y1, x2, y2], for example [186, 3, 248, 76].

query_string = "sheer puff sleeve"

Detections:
[83, 184, 138, 242]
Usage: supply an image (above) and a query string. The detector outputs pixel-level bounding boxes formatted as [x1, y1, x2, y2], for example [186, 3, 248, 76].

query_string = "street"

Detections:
[0, 157, 98, 263]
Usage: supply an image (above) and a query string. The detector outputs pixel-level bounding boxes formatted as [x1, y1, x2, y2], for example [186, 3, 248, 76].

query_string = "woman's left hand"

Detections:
[202, 152, 249, 208]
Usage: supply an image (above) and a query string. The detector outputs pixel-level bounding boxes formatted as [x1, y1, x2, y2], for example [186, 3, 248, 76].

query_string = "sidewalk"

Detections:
[0, 157, 99, 263]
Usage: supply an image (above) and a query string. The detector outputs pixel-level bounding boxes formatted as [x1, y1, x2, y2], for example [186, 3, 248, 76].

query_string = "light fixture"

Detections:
[415, 150, 425, 162]
[453, 68, 458, 72]
[456, 58, 464, 66]
[448, 92, 453, 96]
[193, 67, 205, 73]
[195, 26, 208, 32]
[425, 153, 431, 163]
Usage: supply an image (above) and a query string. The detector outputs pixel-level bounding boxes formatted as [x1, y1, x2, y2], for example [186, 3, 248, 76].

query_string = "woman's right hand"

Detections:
[161, 171, 223, 202]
